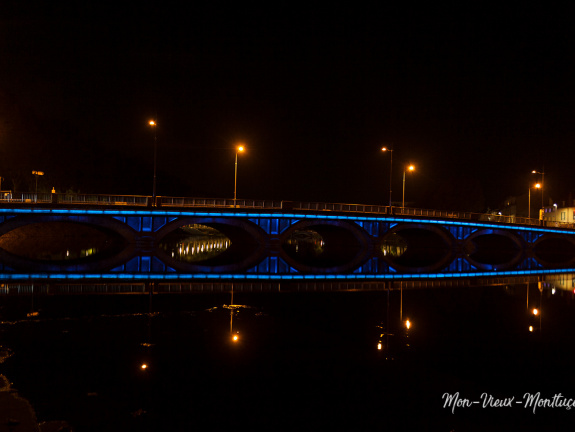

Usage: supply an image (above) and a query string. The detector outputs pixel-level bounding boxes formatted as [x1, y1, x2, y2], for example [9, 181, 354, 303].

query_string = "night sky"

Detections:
[1, 4, 574, 211]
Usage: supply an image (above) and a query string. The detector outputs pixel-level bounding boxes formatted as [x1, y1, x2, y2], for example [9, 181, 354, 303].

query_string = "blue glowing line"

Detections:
[2, 267, 575, 282]
[1, 207, 574, 235]
[2, 206, 575, 241]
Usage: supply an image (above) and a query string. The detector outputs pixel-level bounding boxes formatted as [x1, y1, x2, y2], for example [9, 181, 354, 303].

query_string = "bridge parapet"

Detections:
[4, 192, 575, 231]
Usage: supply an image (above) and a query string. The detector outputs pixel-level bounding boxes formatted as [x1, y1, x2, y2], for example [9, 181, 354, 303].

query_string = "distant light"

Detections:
[552, 288, 556, 295]
[408, 165, 415, 172]
[377, 342, 382, 350]
[149, 120, 156, 126]
[535, 183, 541, 189]
[141, 363, 148, 370]
[405, 319, 411, 330]
[529, 326, 534, 332]
[532, 308, 539, 316]
[237, 145, 245, 153]
[232, 334, 239, 342]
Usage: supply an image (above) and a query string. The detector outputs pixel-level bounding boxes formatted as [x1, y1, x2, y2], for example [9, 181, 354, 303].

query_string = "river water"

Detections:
[1, 281, 575, 431]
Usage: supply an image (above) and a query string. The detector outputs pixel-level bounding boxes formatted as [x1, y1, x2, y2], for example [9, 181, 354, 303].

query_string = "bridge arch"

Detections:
[379, 223, 455, 273]
[0, 215, 137, 272]
[531, 234, 575, 268]
[278, 219, 372, 273]
[154, 217, 268, 272]
[464, 228, 525, 271]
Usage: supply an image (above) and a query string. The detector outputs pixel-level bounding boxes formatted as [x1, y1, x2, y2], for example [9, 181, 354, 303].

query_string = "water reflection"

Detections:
[160, 224, 231, 263]
[283, 230, 325, 259]
[381, 233, 408, 257]
[0, 221, 121, 261]
[3, 276, 575, 430]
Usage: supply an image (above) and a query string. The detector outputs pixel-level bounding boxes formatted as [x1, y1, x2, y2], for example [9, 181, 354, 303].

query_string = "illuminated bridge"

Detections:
[1, 194, 575, 283]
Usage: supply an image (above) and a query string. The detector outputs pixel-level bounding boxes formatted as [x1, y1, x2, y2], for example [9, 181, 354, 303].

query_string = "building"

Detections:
[542, 203, 575, 224]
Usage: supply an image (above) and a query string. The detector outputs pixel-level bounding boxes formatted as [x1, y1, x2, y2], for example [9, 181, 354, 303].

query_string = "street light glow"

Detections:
[402, 164, 416, 208]
[149, 120, 156, 126]
[381, 146, 393, 207]
[234, 144, 246, 207]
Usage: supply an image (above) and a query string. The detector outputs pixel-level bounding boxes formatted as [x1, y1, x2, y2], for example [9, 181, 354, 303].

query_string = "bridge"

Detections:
[1, 193, 575, 283]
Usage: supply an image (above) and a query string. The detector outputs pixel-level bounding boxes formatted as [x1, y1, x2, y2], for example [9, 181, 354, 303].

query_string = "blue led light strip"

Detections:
[0, 207, 573, 235]
[1, 268, 574, 282]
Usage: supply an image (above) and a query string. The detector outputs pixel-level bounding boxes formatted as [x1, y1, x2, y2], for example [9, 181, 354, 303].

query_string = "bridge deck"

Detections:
[1, 192, 570, 229]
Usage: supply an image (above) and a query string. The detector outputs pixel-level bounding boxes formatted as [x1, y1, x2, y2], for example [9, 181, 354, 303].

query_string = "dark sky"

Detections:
[1, 3, 574, 211]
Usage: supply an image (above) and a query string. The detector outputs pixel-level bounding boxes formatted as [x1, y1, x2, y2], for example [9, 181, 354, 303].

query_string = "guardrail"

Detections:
[159, 197, 285, 209]
[1, 192, 574, 230]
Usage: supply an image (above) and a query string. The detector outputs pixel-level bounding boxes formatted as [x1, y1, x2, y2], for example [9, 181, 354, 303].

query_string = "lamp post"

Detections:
[532, 169, 544, 209]
[32, 170, 44, 202]
[234, 144, 245, 208]
[381, 147, 393, 207]
[402, 165, 415, 208]
[528, 183, 541, 219]
[149, 120, 157, 203]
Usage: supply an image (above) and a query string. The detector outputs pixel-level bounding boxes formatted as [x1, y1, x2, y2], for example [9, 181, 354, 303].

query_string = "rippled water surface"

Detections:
[1, 283, 575, 431]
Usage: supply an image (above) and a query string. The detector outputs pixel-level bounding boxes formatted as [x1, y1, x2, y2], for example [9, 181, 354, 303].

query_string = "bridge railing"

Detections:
[58, 194, 150, 206]
[292, 201, 389, 214]
[158, 197, 285, 209]
[0, 192, 151, 206]
[393, 207, 473, 219]
[4, 192, 575, 230]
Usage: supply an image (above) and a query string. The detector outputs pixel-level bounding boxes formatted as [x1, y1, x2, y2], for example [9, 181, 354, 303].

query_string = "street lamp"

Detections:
[381, 147, 393, 207]
[32, 170, 44, 202]
[149, 120, 157, 203]
[532, 169, 544, 209]
[402, 165, 415, 208]
[528, 183, 541, 219]
[234, 144, 245, 207]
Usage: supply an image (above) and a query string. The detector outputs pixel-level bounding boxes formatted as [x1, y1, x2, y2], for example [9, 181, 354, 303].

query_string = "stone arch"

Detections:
[464, 228, 525, 271]
[531, 234, 575, 268]
[278, 219, 372, 273]
[0, 215, 137, 272]
[154, 217, 268, 272]
[378, 223, 456, 273]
